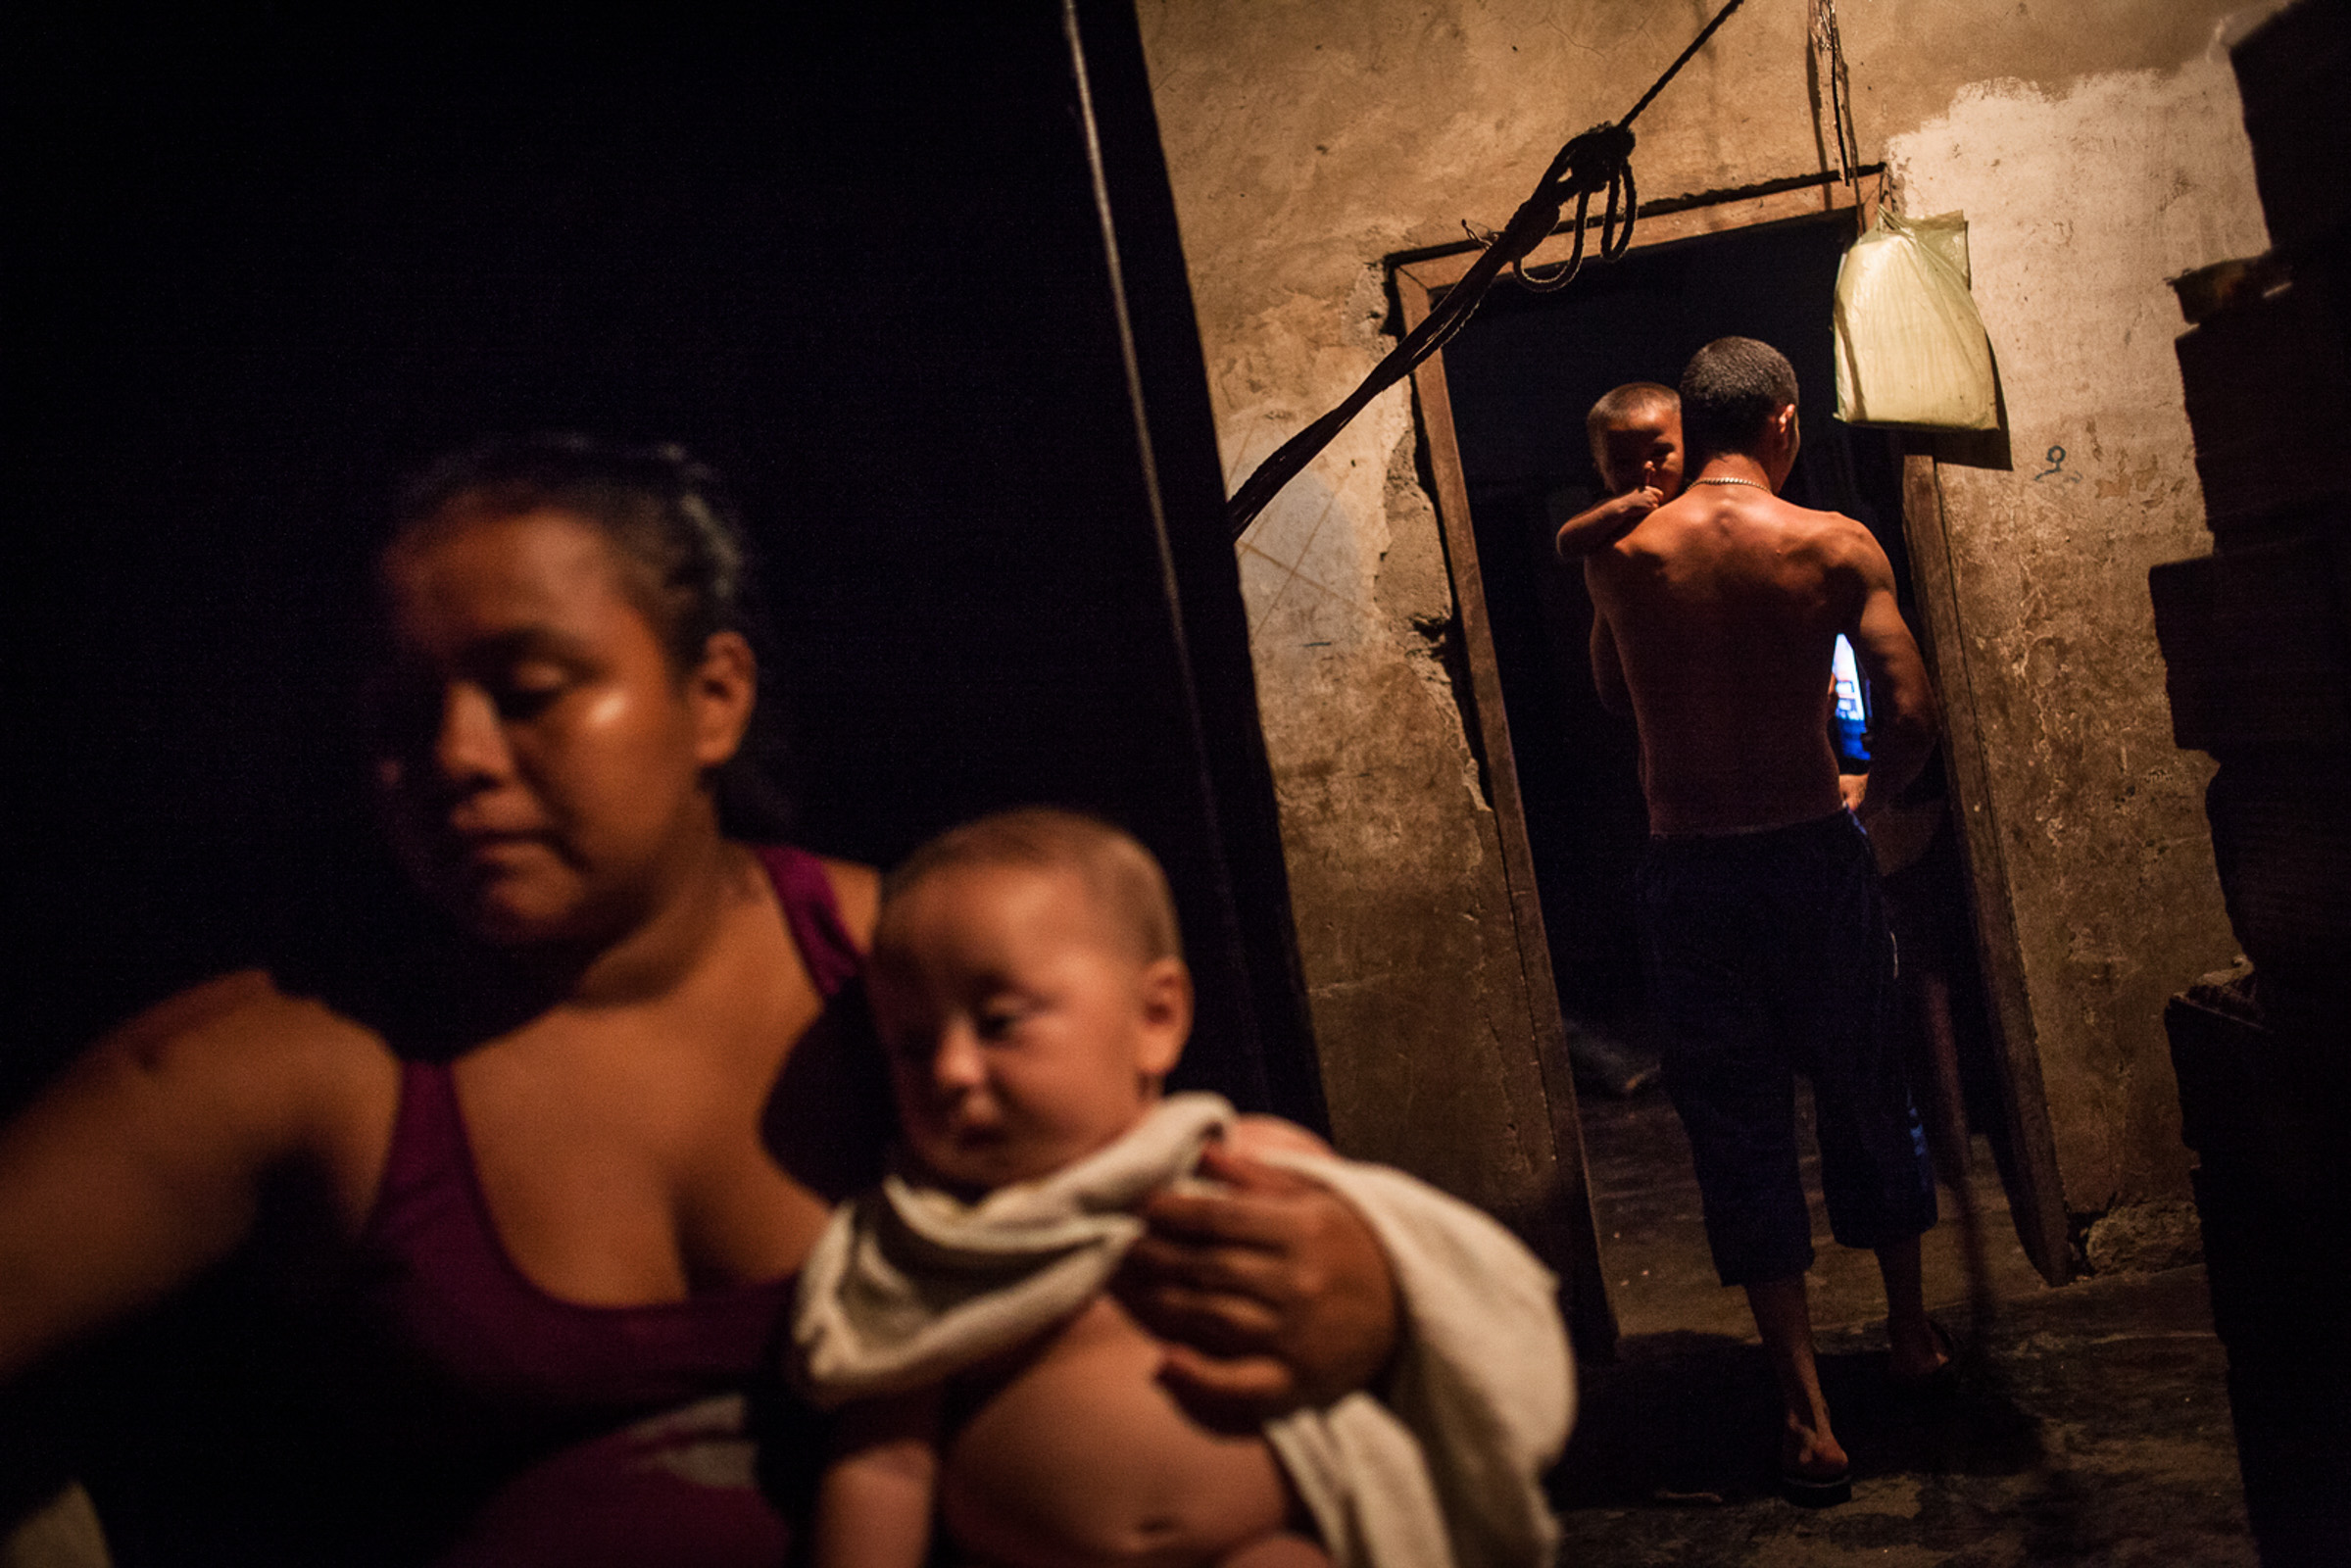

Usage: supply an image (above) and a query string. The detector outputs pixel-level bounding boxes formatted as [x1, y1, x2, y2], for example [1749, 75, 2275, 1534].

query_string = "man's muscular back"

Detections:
[1586, 487, 1935, 837]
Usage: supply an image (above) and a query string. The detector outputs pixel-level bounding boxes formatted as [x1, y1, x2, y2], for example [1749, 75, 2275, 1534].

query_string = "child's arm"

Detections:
[1553, 485, 1661, 561]
[809, 1389, 945, 1568]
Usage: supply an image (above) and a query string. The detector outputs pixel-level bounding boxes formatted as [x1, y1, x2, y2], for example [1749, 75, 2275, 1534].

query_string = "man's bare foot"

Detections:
[1781, 1416, 1848, 1484]
[1887, 1315, 1956, 1390]
[1778, 1417, 1851, 1507]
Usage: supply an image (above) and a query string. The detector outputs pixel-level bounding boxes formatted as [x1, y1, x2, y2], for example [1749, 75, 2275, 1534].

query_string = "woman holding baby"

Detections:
[0, 439, 1418, 1566]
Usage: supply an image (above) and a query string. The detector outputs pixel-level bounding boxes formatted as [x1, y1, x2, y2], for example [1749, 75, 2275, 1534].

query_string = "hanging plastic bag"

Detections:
[1833, 209, 1999, 429]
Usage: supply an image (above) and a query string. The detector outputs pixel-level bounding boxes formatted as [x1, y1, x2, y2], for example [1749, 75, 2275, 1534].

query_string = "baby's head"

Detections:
[1586, 382, 1685, 499]
[867, 808, 1192, 1193]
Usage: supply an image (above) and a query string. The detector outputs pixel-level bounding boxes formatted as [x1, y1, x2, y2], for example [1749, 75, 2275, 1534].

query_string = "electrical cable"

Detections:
[1225, 0, 1755, 541]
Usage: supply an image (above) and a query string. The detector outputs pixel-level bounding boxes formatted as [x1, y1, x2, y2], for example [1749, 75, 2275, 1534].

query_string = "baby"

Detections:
[1551, 381, 1685, 560]
[790, 809, 1570, 1568]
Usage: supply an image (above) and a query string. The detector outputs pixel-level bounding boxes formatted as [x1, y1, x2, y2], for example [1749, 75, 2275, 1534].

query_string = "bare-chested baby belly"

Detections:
[939, 1296, 1298, 1568]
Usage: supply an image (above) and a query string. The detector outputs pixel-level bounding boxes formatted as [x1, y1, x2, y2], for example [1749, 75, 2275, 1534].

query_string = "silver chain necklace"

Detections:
[1691, 475, 1768, 489]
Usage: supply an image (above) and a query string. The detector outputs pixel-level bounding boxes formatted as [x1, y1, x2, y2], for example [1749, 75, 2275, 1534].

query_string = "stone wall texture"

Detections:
[1886, 57, 2269, 1215]
[1139, 0, 2277, 1256]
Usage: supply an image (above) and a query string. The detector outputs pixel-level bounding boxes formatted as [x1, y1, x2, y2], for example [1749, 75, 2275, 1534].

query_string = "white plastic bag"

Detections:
[1833, 209, 1999, 430]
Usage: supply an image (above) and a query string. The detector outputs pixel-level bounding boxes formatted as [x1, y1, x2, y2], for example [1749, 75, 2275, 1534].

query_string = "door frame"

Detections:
[1387, 272, 1617, 1360]
[1391, 168, 2074, 1302]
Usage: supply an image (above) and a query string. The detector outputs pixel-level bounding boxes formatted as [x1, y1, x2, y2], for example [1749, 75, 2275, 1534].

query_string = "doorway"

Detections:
[1397, 196, 2053, 1343]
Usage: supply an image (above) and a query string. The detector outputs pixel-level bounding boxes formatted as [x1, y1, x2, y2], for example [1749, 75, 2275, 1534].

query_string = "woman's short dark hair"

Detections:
[387, 434, 793, 839]
[392, 435, 755, 672]
[1678, 337, 1799, 463]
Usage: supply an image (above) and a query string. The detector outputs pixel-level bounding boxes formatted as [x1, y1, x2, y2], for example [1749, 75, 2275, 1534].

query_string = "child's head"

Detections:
[867, 808, 1192, 1192]
[1585, 382, 1685, 499]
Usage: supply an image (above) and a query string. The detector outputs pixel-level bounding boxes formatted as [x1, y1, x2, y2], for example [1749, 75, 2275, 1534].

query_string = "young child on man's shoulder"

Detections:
[1552, 381, 1685, 561]
[788, 809, 1571, 1568]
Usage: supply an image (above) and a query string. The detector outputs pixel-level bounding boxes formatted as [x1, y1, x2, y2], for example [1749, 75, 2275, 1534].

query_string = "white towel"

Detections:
[790, 1093, 1573, 1568]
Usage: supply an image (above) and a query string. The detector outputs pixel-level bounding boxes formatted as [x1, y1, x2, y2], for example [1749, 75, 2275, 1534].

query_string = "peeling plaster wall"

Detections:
[1242, 416, 1567, 1233]
[1140, 0, 2265, 1248]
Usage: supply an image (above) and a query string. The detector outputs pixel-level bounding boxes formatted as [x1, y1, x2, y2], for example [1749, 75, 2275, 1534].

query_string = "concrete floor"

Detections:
[1551, 1088, 2257, 1565]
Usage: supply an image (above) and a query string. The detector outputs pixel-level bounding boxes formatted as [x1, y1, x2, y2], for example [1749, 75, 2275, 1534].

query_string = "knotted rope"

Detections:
[1226, 0, 1754, 541]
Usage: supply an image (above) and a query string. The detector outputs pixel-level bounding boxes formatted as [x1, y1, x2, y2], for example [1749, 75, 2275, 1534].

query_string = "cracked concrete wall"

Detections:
[1139, 0, 2266, 1247]
[1238, 416, 1567, 1234]
[1886, 56, 2268, 1226]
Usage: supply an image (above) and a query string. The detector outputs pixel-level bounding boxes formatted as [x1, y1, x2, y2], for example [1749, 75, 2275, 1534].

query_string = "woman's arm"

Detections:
[0, 972, 390, 1380]
[809, 1390, 943, 1568]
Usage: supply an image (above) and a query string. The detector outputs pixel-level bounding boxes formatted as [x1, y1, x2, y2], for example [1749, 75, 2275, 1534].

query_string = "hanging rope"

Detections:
[1510, 129, 1636, 293]
[1225, 0, 1755, 541]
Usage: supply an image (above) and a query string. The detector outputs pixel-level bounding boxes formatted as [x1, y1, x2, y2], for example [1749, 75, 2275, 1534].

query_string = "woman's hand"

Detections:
[1113, 1144, 1398, 1432]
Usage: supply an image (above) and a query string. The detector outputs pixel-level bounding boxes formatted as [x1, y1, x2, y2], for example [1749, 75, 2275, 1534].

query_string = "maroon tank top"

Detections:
[353, 845, 861, 1565]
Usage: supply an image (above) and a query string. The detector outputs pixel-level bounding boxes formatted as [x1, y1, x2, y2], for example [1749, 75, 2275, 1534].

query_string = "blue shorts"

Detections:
[1636, 809, 1935, 1286]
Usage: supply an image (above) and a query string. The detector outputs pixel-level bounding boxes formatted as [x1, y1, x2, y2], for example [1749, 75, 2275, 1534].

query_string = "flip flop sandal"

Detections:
[1778, 1465, 1853, 1508]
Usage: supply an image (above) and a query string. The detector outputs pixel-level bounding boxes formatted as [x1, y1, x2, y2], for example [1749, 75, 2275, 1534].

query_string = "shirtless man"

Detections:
[1583, 337, 1948, 1505]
